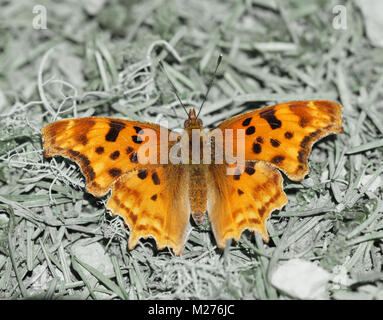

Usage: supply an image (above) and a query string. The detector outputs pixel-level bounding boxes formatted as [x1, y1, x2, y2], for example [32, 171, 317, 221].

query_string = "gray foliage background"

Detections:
[0, 0, 383, 299]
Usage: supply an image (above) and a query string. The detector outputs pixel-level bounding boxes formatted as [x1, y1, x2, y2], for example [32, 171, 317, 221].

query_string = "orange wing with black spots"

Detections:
[215, 100, 343, 181]
[41, 99, 343, 255]
[207, 161, 287, 248]
[42, 117, 190, 255]
[41, 117, 177, 197]
[107, 165, 190, 255]
[206, 100, 343, 247]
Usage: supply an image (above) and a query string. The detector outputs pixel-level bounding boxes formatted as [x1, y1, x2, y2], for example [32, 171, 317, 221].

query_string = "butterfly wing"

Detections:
[207, 162, 287, 248]
[215, 100, 343, 181]
[206, 100, 343, 247]
[41, 117, 176, 197]
[107, 164, 189, 255]
[42, 117, 190, 254]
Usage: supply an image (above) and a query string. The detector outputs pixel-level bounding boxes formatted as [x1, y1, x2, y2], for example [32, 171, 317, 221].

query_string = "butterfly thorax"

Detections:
[184, 108, 203, 129]
[183, 108, 206, 164]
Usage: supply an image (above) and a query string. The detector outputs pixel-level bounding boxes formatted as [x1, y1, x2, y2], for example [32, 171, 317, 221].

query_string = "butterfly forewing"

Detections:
[215, 100, 343, 181]
[41, 117, 177, 197]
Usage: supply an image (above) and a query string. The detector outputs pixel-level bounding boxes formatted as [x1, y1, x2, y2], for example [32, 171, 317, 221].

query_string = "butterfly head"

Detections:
[184, 108, 203, 129]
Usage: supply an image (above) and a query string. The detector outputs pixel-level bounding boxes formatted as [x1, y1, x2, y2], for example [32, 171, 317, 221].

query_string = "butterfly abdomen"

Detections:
[189, 165, 207, 225]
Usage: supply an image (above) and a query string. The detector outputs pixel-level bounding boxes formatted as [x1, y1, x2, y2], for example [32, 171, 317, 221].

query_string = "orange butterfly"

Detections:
[41, 99, 343, 255]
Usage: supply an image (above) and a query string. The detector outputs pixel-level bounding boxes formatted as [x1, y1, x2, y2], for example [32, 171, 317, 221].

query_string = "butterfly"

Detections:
[41, 99, 343, 255]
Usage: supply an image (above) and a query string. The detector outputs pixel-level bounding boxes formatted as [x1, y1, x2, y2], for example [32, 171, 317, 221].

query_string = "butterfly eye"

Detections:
[184, 120, 190, 128]
[198, 119, 203, 126]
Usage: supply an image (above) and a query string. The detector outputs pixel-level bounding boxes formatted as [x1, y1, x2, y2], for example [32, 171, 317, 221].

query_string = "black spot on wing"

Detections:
[95, 146, 104, 154]
[242, 117, 252, 126]
[270, 138, 280, 147]
[152, 172, 160, 185]
[297, 150, 306, 163]
[78, 154, 91, 167]
[260, 108, 282, 129]
[130, 152, 138, 163]
[137, 169, 147, 180]
[300, 136, 311, 149]
[309, 130, 322, 139]
[109, 168, 122, 178]
[132, 135, 143, 144]
[84, 166, 96, 181]
[252, 143, 262, 154]
[245, 167, 255, 175]
[133, 126, 144, 134]
[285, 131, 293, 139]
[245, 126, 256, 135]
[106, 121, 126, 142]
[247, 162, 255, 168]
[232, 166, 242, 180]
[110, 150, 120, 160]
[271, 155, 285, 165]
[68, 150, 91, 169]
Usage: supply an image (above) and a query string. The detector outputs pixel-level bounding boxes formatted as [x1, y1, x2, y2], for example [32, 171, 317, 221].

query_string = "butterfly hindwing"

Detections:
[107, 164, 190, 255]
[207, 162, 287, 248]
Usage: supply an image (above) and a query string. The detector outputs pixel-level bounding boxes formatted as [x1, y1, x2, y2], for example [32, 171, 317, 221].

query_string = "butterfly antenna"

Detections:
[158, 61, 189, 118]
[196, 54, 223, 118]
